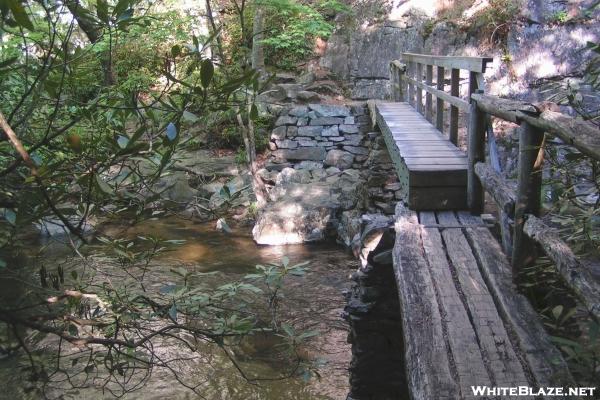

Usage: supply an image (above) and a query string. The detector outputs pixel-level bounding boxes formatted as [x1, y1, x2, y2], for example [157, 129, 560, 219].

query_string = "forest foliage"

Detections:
[0, 0, 342, 396]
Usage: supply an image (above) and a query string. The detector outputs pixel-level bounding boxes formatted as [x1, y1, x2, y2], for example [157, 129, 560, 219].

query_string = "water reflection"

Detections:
[1, 217, 356, 399]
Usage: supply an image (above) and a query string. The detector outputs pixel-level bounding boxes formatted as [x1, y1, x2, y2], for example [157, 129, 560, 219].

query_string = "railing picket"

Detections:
[469, 71, 478, 101]
[416, 63, 423, 114]
[426, 65, 433, 122]
[450, 68, 460, 145]
[408, 62, 415, 108]
[390, 63, 396, 101]
[436, 66, 445, 133]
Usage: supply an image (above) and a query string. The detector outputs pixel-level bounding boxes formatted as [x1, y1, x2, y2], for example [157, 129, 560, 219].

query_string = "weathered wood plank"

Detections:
[467, 98, 486, 213]
[375, 102, 468, 210]
[403, 158, 467, 166]
[457, 212, 576, 389]
[426, 65, 434, 122]
[393, 204, 460, 400]
[474, 162, 516, 216]
[518, 110, 600, 161]
[416, 62, 424, 114]
[450, 69, 460, 145]
[419, 212, 492, 396]
[401, 53, 493, 73]
[471, 93, 539, 123]
[523, 215, 600, 320]
[436, 66, 445, 133]
[408, 61, 415, 108]
[438, 211, 532, 389]
[408, 187, 467, 210]
[400, 151, 465, 158]
[512, 121, 545, 272]
[401, 75, 469, 112]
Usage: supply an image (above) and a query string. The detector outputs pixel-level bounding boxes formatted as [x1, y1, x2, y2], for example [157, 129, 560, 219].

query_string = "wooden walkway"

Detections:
[368, 53, 598, 399]
[374, 102, 467, 210]
[393, 205, 571, 400]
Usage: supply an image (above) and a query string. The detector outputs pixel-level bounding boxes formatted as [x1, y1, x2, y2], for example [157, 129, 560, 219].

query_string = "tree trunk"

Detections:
[205, 0, 225, 63]
[65, 0, 116, 85]
[236, 106, 267, 208]
[251, 5, 265, 76]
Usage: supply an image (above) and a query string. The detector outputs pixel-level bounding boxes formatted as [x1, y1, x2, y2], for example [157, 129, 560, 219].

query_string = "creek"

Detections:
[0, 217, 357, 399]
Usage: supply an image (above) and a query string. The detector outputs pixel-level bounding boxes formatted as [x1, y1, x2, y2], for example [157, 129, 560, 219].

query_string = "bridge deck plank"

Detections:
[375, 101, 467, 210]
[393, 204, 574, 400]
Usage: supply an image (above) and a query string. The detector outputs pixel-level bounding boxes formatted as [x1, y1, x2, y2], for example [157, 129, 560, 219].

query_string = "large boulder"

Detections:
[253, 172, 367, 245]
[325, 149, 354, 169]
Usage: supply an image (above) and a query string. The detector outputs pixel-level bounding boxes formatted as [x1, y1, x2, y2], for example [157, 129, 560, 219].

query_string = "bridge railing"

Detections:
[468, 93, 600, 319]
[389, 53, 493, 145]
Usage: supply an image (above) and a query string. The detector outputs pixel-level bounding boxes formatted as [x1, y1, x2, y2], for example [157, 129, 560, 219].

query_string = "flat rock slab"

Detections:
[174, 150, 239, 177]
[271, 147, 326, 162]
[309, 103, 351, 117]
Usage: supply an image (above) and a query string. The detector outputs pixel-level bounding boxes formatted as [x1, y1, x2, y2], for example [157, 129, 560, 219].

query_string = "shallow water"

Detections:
[0, 217, 356, 399]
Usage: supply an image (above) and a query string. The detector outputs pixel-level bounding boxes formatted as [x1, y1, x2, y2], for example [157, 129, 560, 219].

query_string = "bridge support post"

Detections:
[512, 121, 545, 275]
[467, 91, 486, 214]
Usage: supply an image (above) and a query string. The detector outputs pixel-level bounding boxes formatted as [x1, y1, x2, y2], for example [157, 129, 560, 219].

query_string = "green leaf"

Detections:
[281, 323, 295, 337]
[168, 303, 177, 321]
[182, 111, 199, 123]
[171, 44, 181, 58]
[552, 305, 563, 320]
[200, 59, 214, 88]
[95, 175, 114, 195]
[166, 123, 177, 141]
[4, 209, 16, 225]
[250, 104, 259, 120]
[68, 324, 78, 336]
[96, 0, 109, 24]
[117, 135, 129, 149]
[113, 0, 130, 17]
[7, 0, 34, 30]
[0, 56, 18, 68]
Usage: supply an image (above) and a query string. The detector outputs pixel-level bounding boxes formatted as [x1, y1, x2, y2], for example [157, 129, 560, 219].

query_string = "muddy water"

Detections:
[0, 217, 357, 399]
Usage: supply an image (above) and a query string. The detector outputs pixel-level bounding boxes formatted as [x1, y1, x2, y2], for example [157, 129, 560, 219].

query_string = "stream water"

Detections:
[0, 217, 357, 399]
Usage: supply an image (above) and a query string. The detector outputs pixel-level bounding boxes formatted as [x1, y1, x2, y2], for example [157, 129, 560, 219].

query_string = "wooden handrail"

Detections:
[466, 91, 600, 319]
[390, 53, 493, 145]
[471, 93, 600, 161]
[401, 75, 469, 111]
[524, 215, 600, 320]
[401, 53, 493, 73]
[388, 52, 600, 319]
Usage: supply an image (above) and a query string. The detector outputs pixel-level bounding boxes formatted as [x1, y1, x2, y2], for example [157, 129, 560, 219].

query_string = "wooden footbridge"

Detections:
[369, 53, 600, 399]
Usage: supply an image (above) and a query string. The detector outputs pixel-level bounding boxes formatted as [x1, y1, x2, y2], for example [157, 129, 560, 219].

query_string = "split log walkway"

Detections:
[370, 53, 600, 399]
[394, 204, 571, 399]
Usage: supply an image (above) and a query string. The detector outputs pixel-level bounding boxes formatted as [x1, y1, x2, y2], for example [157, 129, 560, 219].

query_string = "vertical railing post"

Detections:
[426, 65, 433, 122]
[436, 66, 445, 134]
[389, 63, 396, 101]
[467, 89, 486, 214]
[416, 63, 423, 114]
[449, 68, 460, 144]
[468, 71, 478, 101]
[399, 63, 407, 102]
[512, 121, 545, 275]
[408, 61, 415, 108]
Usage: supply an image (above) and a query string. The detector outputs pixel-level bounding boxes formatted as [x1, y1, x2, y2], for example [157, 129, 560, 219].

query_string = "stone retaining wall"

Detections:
[253, 103, 403, 246]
